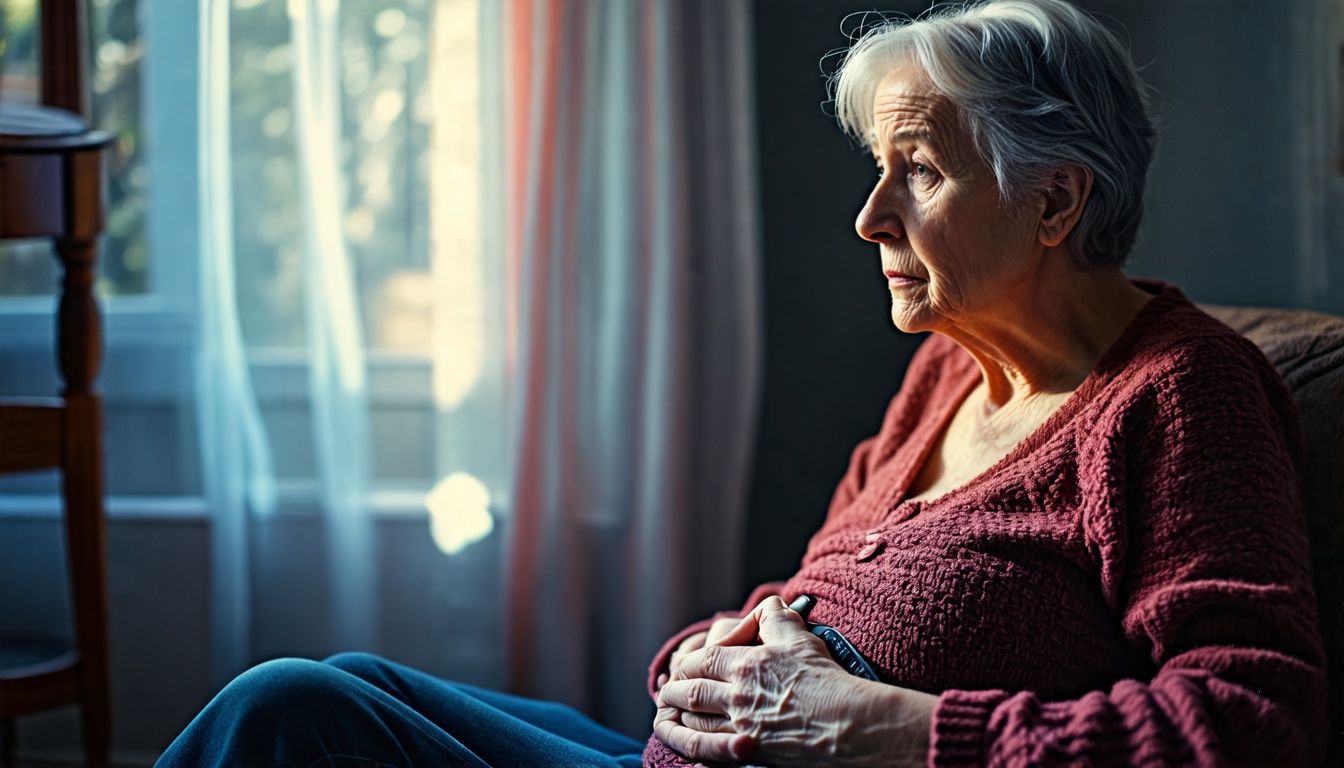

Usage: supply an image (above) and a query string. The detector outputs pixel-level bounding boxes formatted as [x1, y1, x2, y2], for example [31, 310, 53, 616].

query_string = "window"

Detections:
[0, 0, 492, 517]
[0, 0, 447, 339]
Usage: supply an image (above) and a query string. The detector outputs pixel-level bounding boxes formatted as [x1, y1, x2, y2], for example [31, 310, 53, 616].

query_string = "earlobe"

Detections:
[1038, 165, 1093, 248]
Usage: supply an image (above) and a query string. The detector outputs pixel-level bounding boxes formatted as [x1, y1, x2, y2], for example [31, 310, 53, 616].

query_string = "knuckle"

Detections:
[672, 652, 690, 677]
[686, 681, 705, 710]
[699, 644, 720, 671]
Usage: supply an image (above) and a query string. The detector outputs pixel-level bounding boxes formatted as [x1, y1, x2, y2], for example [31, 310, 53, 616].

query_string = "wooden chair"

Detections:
[0, 5, 112, 767]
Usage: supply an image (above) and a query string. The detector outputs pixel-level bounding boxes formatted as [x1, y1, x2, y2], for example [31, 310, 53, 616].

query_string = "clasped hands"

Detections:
[652, 596, 937, 767]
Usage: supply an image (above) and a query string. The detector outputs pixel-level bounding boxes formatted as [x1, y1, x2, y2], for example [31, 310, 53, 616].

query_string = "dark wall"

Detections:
[744, 1, 928, 590]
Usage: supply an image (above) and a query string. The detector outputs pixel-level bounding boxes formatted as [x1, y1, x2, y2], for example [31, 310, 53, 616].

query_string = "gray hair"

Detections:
[830, 0, 1156, 267]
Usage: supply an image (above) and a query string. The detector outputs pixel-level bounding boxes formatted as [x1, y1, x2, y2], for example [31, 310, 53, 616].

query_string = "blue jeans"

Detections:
[155, 652, 646, 767]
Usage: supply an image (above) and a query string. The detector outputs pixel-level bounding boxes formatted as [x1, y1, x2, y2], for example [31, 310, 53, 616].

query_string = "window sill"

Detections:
[0, 295, 196, 348]
[0, 486, 442, 522]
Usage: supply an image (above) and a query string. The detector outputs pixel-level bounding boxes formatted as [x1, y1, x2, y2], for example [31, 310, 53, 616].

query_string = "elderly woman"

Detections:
[158, 1, 1327, 766]
[644, 1, 1328, 766]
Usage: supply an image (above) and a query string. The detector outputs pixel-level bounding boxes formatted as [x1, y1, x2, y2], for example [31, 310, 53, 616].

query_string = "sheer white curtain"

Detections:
[287, 0, 376, 657]
[196, 0, 377, 684]
[196, 0, 761, 738]
[196, 0, 277, 684]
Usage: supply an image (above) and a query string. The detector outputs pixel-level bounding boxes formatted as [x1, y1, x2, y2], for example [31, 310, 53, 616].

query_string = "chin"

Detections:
[890, 303, 936, 334]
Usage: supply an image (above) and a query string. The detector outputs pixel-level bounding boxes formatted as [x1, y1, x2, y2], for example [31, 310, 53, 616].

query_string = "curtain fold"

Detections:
[498, 0, 761, 736]
[287, 0, 376, 654]
[197, 0, 376, 681]
[196, 0, 276, 687]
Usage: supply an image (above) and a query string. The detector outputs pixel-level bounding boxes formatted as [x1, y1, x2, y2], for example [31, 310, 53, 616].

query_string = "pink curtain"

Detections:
[495, 0, 762, 736]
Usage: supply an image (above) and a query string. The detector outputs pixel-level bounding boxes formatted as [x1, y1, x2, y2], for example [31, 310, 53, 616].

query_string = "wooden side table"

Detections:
[0, 103, 113, 768]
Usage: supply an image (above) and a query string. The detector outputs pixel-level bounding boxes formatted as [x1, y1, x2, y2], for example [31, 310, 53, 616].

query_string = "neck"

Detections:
[938, 259, 1152, 408]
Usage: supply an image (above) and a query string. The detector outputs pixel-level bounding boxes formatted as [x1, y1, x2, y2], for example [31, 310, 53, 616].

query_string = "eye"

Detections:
[908, 161, 940, 190]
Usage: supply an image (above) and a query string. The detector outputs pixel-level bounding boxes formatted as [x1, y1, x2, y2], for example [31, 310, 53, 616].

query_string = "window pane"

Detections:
[230, 0, 305, 347]
[0, 1, 47, 296]
[0, 0, 40, 103]
[342, 0, 435, 353]
[0, 240, 57, 295]
[232, 0, 437, 350]
[90, 0, 148, 295]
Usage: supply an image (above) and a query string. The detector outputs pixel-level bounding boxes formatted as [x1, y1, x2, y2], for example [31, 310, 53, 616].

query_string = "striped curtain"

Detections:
[492, 0, 762, 735]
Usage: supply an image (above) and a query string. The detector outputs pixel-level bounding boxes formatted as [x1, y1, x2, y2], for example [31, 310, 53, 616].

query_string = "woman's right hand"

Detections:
[657, 617, 745, 690]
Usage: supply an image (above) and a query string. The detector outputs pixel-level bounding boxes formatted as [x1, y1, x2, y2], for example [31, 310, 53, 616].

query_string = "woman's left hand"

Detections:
[653, 596, 937, 767]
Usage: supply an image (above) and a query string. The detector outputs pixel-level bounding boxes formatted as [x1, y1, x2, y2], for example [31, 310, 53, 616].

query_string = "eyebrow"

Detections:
[889, 129, 936, 144]
[867, 128, 939, 155]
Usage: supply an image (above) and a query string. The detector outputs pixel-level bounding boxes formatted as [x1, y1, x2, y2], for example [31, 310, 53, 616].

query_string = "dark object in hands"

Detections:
[788, 594, 881, 681]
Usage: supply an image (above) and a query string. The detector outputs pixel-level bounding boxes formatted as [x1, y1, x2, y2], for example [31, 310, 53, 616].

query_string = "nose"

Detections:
[855, 184, 904, 244]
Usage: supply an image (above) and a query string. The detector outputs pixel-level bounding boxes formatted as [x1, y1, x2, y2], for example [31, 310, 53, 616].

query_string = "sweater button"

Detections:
[856, 534, 884, 562]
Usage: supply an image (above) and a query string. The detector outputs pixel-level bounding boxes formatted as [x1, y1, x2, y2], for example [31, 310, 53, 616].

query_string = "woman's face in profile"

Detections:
[855, 63, 1046, 336]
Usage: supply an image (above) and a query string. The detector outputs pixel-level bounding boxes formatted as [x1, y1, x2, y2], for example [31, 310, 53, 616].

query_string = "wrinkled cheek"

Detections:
[925, 275, 965, 319]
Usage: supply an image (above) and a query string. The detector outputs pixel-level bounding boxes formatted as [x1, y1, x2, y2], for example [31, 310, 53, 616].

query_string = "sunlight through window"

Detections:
[426, 471, 493, 555]
[429, 0, 484, 411]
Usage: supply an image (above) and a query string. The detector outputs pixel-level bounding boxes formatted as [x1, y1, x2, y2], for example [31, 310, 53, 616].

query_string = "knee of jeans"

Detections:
[321, 651, 389, 679]
[217, 658, 349, 724]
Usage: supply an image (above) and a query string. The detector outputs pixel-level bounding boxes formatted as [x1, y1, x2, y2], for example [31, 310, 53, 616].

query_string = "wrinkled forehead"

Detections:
[865, 67, 961, 154]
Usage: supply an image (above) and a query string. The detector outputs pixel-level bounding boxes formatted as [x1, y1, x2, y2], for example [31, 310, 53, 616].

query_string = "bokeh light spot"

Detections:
[426, 472, 494, 555]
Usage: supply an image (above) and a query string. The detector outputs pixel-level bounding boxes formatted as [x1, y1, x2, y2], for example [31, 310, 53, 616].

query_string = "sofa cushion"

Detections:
[1202, 303, 1344, 766]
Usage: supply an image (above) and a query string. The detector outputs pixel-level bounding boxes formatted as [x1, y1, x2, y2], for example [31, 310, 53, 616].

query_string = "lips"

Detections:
[883, 269, 926, 281]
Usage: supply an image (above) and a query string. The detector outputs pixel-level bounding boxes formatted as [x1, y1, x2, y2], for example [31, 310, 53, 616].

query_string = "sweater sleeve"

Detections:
[929, 340, 1329, 767]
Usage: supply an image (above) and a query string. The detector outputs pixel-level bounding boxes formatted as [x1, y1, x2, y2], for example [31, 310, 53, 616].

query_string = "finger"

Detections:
[658, 677, 733, 715]
[713, 613, 759, 647]
[751, 595, 809, 643]
[669, 630, 709, 682]
[656, 673, 669, 690]
[705, 617, 742, 645]
[673, 644, 747, 682]
[680, 710, 734, 734]
[677, 631, 707, 655]
[653, 712, 739, 763]
[651, 705, 682, 738]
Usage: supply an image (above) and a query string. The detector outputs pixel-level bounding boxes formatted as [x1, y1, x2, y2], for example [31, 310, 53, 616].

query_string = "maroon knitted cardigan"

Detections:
[643, 282, 1328, 767]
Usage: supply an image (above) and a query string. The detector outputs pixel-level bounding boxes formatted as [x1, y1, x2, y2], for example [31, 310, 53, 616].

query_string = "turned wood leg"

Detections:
[55, 235, 110, 768]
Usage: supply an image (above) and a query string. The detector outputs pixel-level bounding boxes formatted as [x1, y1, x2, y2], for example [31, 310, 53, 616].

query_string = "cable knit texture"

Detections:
[642, 282, 1328, 767]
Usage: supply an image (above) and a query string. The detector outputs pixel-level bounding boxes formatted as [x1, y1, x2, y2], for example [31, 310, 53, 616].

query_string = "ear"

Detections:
[1038, 165, 1093, 248]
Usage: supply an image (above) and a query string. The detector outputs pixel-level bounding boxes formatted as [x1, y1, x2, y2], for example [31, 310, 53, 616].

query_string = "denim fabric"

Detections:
[155, 652, 646, 768]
